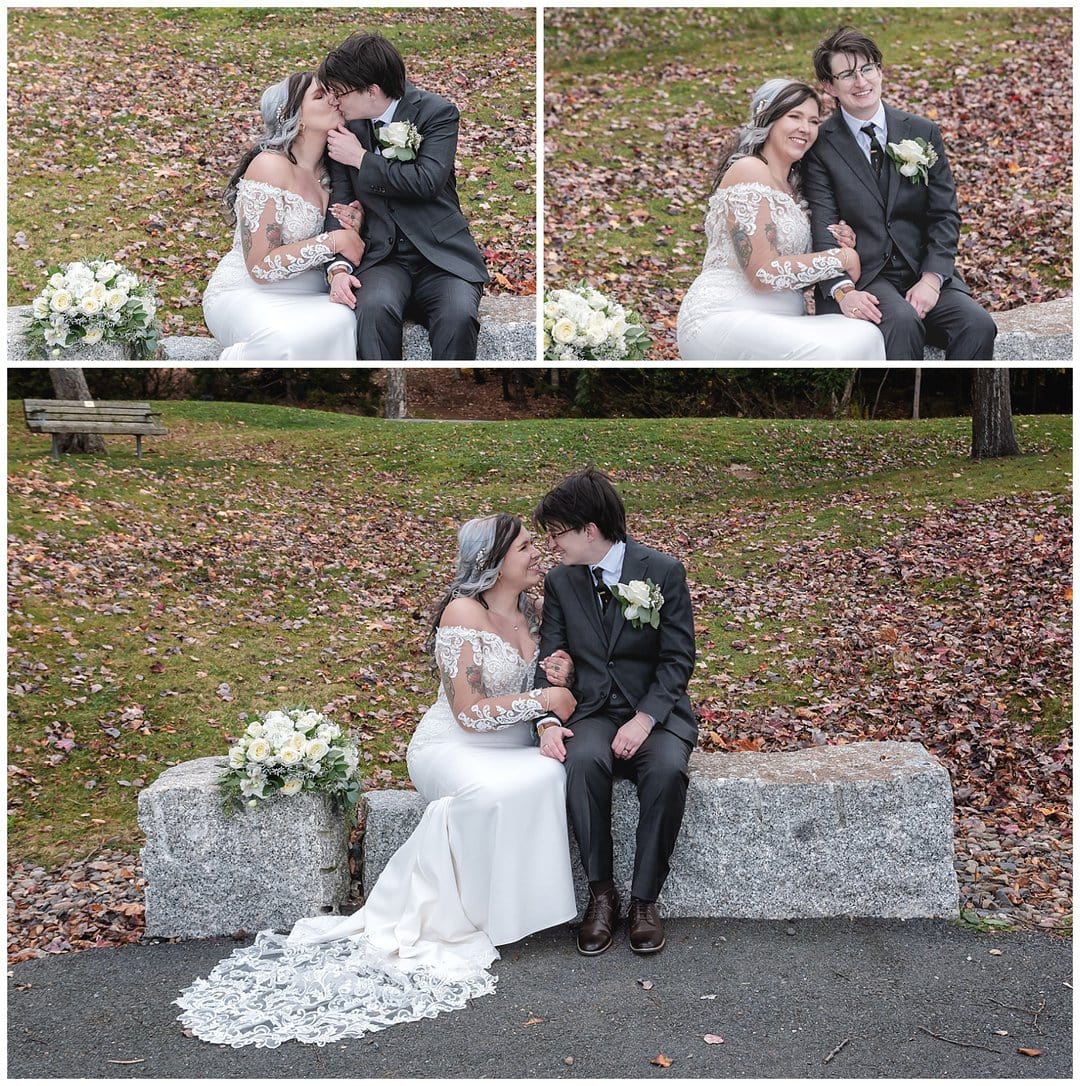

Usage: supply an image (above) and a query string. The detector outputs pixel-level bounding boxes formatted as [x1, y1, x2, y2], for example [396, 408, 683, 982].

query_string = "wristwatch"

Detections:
[833, 285, 854, 305]
[535, 714, 562, 737]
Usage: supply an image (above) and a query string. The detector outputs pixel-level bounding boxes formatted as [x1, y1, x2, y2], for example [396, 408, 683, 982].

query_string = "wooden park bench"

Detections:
[23, 399, 167, 459]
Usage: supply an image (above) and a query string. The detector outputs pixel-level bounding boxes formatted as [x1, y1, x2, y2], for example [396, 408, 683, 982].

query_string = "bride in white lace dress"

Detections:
[176, 514, 579, 1048]
[678, 79, 886, 361]
[202, 72, 363, 360]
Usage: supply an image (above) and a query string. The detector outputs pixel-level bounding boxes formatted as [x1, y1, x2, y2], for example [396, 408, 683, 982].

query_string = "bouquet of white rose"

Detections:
[26, 258, 161, 359]
[543, 283, 650, 361]
[219, 707, 361, 814]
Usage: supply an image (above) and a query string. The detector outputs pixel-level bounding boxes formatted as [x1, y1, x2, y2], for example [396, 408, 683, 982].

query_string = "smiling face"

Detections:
[302, 80, 343, 131]
[498, 527, 543, 591]
[823, 51, 883, 120]
[764, 98, 821, 163]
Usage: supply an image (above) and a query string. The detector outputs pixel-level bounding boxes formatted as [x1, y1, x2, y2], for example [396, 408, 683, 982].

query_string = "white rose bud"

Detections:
[279, 779, 303, 796]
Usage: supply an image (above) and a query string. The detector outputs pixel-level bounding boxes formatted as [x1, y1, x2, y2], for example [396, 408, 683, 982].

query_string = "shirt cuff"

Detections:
[326, 260, 351, 286]
[831, 279, 855, 300]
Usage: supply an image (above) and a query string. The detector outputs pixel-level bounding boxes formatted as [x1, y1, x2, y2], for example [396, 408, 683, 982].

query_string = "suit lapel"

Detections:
[574, 564, 606, 641]
[825, 114, 884, 208]
[608, 539, 648, 649]
[881, 105, 909, 213]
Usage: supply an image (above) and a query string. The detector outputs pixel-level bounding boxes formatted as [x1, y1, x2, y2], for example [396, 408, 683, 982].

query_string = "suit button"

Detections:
[389, 237, 395, 246]
[607, 661, 615, 668]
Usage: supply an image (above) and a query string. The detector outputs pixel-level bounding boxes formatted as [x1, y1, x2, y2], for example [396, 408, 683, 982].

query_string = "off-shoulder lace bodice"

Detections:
[677, 182, 844, 343]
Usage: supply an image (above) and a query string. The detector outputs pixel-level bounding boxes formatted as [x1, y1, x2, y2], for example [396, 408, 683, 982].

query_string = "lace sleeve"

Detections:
[434, 626, 545, 732]
[726, 185, 845, 292]
[236, 182, 335, 283]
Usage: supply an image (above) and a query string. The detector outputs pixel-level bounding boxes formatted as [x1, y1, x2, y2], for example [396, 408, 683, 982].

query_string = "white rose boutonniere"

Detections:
[610, 578, 665, 630]
[377, 120, 423, 162]
[885, 137, 939, 185]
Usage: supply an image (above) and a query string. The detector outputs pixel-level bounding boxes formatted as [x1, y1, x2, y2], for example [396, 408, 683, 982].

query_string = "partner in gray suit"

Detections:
[318, 33, 488, 361]
[803, 26, 997, 360]
[533, 469, 696, 957]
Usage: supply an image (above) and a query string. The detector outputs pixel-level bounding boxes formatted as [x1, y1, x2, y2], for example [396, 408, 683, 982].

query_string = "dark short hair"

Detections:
[318, 33, 406, 100]
[813, 26, 884, 85]
[534, 468, 627, 543]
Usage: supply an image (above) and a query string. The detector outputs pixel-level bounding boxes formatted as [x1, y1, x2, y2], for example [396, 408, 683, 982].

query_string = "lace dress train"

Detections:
[175, 625, 576, 1048]
[677, 181, 886, 361]
[202, 179, 357, 361]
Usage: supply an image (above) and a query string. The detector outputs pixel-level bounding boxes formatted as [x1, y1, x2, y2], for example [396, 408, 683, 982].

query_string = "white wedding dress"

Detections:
[677, 181, 886, 361]
[175, 624, 576, 1048]
[202, 178, 358, 361]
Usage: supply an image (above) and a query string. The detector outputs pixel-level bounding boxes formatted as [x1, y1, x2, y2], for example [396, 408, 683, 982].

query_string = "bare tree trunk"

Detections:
[870, 369, 890, 420]
[49, 367, 107, 454]
[550, 368, 560, 392]
[832, 369, 857, 418]
[912, 368, 922, 420]
[384, 369, 407, 419]
[971, 368, 1020, 458]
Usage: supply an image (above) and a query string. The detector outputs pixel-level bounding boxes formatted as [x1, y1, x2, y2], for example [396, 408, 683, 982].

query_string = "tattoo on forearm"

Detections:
[265, 222, 283, 251]
[240, 221, 253, 260]
[441, 673, 455, 705]
[764, 220, 779, 254]
[465, 663, 485, 698]
[731, 225, 752, 270]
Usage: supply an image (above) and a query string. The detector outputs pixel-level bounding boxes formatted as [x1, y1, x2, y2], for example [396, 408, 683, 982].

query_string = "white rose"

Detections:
[543, 300, 560, 319]
[227, 746, 246, 769]
[279, 779, 303, 796]
[49, 272, 66, 289]
[116, 273, 138, 291]
[279, 746, 303, 765]
[96, 262, 120, 282]
[79, 295, 102, 316]
[50, 290, 73, 313]
[247, 737, 271, 762]
[899, 162, 920, 177]
[32, 296, 50, 319]
[245, 722, 265, 739]
[891, 139, 924, 163]
[82, 326, 104, 345]
[381, 121, 412, 148]
[552, 317, 577, 344]
[622, 580, 652, 607]
[295, 710, 321, 733]
[304, 738, 330, 762]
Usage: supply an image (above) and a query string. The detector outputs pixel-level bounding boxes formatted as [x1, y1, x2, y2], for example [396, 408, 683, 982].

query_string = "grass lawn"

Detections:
[6, 7, 536, 337]
[544, 6, 1072, 358]
[6, 399, 1071, 872]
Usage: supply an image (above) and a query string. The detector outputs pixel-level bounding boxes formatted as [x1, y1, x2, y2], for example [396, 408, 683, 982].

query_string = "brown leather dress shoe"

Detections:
[628, 898, 665, 954]
[577, 883, 619, 956]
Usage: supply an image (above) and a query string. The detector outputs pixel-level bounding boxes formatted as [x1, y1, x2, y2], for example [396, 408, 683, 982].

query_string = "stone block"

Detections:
[10, 293, 537, 361]
[137, 757, 354, 938]
[924, 296, 1072, 360]
[361, 742, 959, 920]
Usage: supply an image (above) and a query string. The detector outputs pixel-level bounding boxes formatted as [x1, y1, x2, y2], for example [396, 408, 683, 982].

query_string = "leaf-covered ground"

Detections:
[6, 403, 1071, 960]
[7, 7, 536, 336]
[544, 6, 1072, 359]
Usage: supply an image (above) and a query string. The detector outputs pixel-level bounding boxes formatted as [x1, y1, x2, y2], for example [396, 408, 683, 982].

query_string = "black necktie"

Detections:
[370, 119, 385, 150]
[591, 567, 610, 613]
[861, 123, 884, 177]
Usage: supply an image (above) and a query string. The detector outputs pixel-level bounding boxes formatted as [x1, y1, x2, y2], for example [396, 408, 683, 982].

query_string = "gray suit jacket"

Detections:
[538, 539, 697, 745]
[324, 82, 488, 284]
[803, 103, 968, 307]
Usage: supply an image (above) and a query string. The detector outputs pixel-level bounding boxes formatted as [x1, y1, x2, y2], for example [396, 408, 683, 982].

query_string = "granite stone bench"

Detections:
[364, 742, 960, 921]
[7, 294, 537, 362]
[138, 742, 959, 939]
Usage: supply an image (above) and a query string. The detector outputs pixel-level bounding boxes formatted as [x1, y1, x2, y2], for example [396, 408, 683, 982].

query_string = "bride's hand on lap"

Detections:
[541, 650, 574, 687]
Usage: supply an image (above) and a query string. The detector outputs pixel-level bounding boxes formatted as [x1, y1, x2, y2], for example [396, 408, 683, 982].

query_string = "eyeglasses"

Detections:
[830, 63, 880, 85]
[546, 526, 577, 543]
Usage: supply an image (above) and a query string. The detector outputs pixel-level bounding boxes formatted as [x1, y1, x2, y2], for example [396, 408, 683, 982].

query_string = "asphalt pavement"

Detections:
[6, 917, 1072, 1079]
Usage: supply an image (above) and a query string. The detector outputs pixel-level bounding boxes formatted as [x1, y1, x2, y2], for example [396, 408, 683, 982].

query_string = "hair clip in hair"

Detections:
[473, 547, 487, 571]
[275, 103, 287, 128]
[753, 94, 775, 122]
